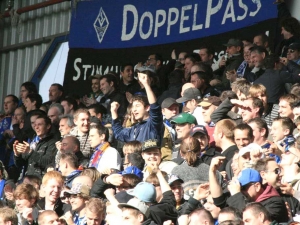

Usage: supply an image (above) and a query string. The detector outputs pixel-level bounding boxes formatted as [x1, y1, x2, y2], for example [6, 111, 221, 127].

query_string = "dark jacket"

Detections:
[201, 84, 221, 98]
[148, 190, 178, 225]
[214, 185, 289, 223]
[157, 83, 183, 106]
[156, 60, 176, 91]
[112, 103, 164, 145]
[219, 145, 238, 172]
[100, 90, 128, 121]
[215, 54, 244, 90]
[13, 109, 45, 142]
[90, 176, 114, 199]
[253, 61, 300, 104]
[243, 68, 265, 83]
[210, 98, 243, 125]
[201, 146, 222, 166]
[36, 198, 71, 217]
[119, 79, 141, 96]
[14, 134, 59, 178]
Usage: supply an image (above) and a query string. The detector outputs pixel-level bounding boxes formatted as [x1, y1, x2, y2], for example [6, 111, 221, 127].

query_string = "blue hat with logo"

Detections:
[121, 166, 143, 180]
[127, 182, 156, 203]
[238, 168, 262, 187]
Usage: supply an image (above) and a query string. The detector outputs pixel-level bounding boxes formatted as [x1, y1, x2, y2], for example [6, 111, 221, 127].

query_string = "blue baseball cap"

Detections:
[121, 166, 143, 180]
[127, 182, 156, 203]
[238, 168, 262, 187]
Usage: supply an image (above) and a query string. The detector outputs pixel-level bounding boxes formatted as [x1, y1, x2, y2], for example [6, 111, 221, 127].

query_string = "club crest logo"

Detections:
[94, 7, 109, 44]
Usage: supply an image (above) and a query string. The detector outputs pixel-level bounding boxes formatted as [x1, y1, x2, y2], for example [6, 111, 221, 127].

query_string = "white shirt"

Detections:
[191, 107, 206, 126]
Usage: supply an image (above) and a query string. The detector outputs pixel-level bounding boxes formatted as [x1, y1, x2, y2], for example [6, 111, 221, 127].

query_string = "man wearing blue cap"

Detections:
[209, 165, 289, 223]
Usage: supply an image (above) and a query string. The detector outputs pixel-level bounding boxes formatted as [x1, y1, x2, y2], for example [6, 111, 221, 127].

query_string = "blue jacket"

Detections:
[112, 103, 164, 144]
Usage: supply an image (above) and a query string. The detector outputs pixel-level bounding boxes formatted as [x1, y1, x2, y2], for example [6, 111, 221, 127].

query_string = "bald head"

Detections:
[61, 136, 80, 152]
[38, 210, 60, 225]
[73, 175, 93, 188]
[181, 83, 195, 96]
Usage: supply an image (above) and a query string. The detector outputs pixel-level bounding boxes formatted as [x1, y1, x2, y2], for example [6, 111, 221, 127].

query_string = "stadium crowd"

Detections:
[2, 1, 300, 225]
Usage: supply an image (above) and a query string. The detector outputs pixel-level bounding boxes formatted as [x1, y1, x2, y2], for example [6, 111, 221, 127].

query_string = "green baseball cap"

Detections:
[170, 113, 197, 125]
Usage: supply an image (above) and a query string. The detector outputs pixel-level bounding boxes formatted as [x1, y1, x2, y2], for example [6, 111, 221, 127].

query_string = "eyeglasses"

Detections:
[287, 49, 295, 53]
[69, 194, 82, 199]
[265, 168, 281, 175]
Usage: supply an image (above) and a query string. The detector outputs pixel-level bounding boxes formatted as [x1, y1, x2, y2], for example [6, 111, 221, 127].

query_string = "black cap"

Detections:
[190, 125, 208, 136]
[161, 98, 179, 109]
[288, 42, 300, 50]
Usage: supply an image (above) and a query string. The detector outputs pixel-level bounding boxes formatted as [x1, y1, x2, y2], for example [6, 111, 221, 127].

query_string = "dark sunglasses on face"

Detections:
[288, 49, 295, 53]
[266, 168, 281, 175]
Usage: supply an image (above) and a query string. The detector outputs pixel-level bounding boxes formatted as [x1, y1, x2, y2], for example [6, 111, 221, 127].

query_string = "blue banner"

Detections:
[69, 0, 277, 49]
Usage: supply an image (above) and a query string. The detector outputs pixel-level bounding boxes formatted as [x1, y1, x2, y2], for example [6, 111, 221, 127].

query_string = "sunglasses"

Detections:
[266, 168, 281, 175]
[288, 49, 295, 53]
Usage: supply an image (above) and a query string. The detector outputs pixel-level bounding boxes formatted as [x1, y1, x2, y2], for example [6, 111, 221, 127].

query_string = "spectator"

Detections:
[59, 152, 81, 188]
[13, 183, 39, 225]
[171, 137, 223, 199]
[0, 207, 18, 225]
[243, 46, 267, 83]
[38, 210, 61, 225]
[36, 171, 71, 216]
[19, 82, 38, 104]
[64, 183, 91, 225]
[253, 55, 300, 107]
[118, 198, 150, 225]
[13, 115, 59, 178]
[233, 124, 254, 150]
[170, 113, 197, 163]
[99, 74, 128, 122]
[119, 63, 140, 96]
[216, 38, 244, 90]
[85, 198, 106, 225]
[88, 124, 121, 173]
[279, 94, 298, 120]
[176, 88, 205, 126]
[83, 74, 103, 106]
[184, 54, 201, 82]
[17, 93, 44, 142]
[43, 83, 65, 109]
[70, 108, 92, 158]
[111, 73, 164, 145]
[58, 115, 74, 137]
[60, 97, 78, 115]
[87, 104, 107, 122]
[242, 203, 273, 225]
[286, 42, 300, 65]
[270, 117, 294, 145]
[191, 71, 219, 98]
[218, 207, 243, 225]
[190, 125, 221, 166]
[248, 118, 270, 148]
[198, 96, 222, 143]
[188, 208, 214, 225]
[213, 119, 238, 171]
[160, 98, 179, 161]
[276, 17, 300, 57]
[253, 33, 271, 54]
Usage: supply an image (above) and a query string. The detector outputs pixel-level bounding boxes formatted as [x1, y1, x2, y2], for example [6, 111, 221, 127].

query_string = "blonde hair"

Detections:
[248, 84, 267, 97]
[13, 183, 39, 205]
[73, 108, 90, 120]
[215, 119, 236, 141]
[42, 171, 64, 186]
[81, 168, 101, 183]
[0, 207, 18, 225]
[123, 141, 142, 155]
[180, 137, 201, 166]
